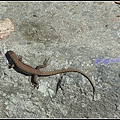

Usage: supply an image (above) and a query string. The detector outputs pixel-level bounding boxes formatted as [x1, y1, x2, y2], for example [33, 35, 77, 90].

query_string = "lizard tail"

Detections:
[40, 68, 96, 95]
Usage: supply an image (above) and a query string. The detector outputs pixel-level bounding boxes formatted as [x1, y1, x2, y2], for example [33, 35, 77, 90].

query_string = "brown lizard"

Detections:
[7, 50, 96, 96]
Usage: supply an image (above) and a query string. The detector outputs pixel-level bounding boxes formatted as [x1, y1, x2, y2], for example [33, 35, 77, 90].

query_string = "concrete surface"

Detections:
[0, 1, 120, 118]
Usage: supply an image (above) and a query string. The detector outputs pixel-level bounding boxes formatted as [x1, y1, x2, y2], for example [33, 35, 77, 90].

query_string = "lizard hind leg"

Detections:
[31, 57, 50, 89]
[31, 65, 41, 89]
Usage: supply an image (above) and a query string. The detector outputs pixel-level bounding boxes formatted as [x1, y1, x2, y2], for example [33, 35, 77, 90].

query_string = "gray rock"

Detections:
[0, 1, 120, 118]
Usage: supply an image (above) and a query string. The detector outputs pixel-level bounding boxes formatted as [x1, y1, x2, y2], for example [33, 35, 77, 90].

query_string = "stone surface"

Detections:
[0, 1, 120, 118]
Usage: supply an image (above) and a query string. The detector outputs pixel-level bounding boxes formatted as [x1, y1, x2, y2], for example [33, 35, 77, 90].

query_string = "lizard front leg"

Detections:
[8, 63, 14, 69]
[31, 57, 50, 89]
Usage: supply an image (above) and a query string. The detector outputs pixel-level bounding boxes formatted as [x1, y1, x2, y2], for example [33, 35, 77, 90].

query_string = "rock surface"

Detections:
[0, 1, 120, 118]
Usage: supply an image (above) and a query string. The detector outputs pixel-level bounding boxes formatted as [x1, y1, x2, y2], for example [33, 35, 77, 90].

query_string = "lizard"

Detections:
[6, 50, 96, 97]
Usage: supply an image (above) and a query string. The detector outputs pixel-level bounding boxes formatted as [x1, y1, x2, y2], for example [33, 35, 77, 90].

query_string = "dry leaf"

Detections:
[0, 18, 15, 39]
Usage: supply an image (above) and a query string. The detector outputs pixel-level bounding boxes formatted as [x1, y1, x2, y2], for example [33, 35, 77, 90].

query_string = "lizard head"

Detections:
[8, 50, 15, 55]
